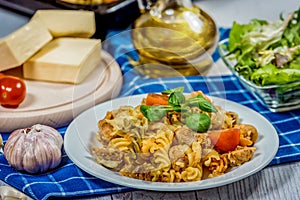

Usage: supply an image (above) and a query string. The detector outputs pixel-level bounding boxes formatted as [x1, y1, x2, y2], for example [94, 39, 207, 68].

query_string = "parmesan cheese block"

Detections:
[0, 20, 53, 71]
[23, 37, 101, 84]
[31, 10, 96, 38]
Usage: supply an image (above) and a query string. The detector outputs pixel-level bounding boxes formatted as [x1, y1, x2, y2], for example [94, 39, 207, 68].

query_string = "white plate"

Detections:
[64, 94, 279, 191]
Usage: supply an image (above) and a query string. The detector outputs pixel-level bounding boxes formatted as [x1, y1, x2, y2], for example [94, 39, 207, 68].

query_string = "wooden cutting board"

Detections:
[0, 50, 123, 133]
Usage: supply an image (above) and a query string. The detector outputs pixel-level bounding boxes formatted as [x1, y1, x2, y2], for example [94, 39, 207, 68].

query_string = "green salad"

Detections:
[226, 8, 300, 86]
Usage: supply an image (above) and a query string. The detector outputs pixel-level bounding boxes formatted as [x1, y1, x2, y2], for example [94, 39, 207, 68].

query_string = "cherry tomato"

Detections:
[0, 75, 26, 108]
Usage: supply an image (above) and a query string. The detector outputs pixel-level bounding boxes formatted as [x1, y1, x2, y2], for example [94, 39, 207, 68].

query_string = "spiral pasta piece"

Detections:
[108, 137, 132, 152]
[153, 146, 171, 171]
[181, 166, 203, 181]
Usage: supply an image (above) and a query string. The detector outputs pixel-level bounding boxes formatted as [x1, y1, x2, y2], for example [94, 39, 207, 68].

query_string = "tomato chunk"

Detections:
[208, 128, 240, 152]
[145, 93, 169, 106]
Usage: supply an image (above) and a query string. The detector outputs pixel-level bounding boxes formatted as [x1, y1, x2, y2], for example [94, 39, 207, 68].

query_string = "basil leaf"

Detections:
[186, 113, 211, 133]
[162, 86, 184, 95]
[168, 91, 186, 106]
[186, 95, 217, 112]
[140, 105, 167, 121]
[140, 105, 150, 118]
[198, 98, 218, 113]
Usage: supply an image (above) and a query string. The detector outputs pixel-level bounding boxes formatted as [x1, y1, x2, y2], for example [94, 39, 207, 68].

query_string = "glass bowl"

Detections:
[218, 39, 300, 112]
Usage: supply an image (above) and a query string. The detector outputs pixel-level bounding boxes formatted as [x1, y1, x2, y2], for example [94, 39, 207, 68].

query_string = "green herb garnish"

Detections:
[140, 87, 217, 133]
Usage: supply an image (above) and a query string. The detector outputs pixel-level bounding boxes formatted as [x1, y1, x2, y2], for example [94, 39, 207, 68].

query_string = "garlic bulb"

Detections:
[4, 124, 63, 173]
[0, 134, 3, 154]
[0, 134, 3, 148]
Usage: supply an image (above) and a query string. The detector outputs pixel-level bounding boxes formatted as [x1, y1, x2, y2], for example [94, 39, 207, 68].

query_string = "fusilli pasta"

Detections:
[91, 91, 258, 182]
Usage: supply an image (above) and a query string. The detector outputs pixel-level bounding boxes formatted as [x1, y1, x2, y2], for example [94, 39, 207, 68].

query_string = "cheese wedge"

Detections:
[0, 20, 53, 71]
[23, 37, 101, 84]
[31, 10, 96, 38]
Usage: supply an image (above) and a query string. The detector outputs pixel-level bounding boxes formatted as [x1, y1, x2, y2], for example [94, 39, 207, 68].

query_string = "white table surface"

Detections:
[1, 0, 300, 199]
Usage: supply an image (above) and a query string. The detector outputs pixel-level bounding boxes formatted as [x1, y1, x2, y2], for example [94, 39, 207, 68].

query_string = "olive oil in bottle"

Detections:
[131, 0, 218, 77]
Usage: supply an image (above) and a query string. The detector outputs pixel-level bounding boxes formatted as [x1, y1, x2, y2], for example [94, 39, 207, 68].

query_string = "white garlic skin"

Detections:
[4, 124, 63, 174]
[0, 186, 26, 200]
[0, 134, 3, 149]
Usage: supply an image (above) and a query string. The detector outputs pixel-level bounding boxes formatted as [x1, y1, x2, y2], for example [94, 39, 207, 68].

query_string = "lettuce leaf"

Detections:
[227, 8, 300, 86]
[251, 64, 300, 85]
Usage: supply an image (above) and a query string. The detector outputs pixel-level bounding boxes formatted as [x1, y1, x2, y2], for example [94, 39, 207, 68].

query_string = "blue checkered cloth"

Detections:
[0, 27, 300, 200]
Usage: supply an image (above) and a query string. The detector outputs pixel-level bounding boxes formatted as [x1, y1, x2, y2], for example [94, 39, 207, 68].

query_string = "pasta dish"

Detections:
[91, 87, 258, 182]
